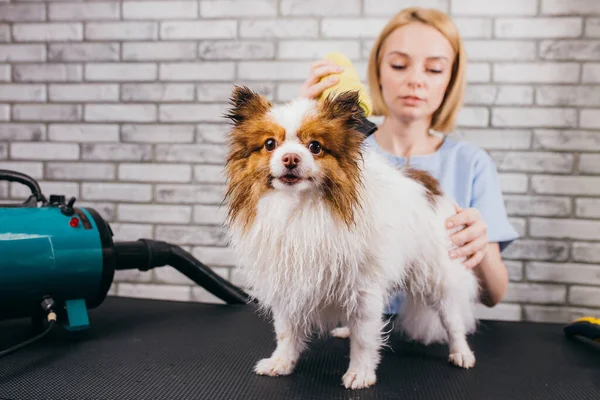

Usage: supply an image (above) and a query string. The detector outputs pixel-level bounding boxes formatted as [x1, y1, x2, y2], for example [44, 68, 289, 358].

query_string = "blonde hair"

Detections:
[367, 7, 467, 133]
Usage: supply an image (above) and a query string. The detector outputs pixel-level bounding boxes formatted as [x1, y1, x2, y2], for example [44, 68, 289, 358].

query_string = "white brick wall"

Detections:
[1, 0, 599, 323]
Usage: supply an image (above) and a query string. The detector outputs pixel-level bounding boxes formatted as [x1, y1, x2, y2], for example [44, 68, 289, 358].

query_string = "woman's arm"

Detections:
[472, 243, 509, 307]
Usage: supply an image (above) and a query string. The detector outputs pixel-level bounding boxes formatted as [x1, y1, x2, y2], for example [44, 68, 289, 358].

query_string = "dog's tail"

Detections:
[396, 268, 479, 345]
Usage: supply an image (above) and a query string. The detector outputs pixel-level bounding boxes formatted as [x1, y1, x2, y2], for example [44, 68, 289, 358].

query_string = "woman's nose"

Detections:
[405, 67, 425, 88]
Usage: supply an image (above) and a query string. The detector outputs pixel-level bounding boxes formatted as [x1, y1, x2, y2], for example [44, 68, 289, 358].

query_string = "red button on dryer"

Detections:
[69, 217, 80, 228]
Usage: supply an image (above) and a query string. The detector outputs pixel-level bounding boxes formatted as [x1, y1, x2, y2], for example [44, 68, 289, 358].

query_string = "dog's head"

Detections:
[223, 85, 366, 230]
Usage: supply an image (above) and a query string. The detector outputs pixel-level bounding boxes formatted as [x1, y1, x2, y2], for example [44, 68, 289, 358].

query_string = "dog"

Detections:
[222, 86, 480, 390]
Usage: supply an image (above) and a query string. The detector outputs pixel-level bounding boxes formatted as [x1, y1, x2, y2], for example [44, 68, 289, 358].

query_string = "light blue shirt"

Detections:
[363, 133, 520, 315]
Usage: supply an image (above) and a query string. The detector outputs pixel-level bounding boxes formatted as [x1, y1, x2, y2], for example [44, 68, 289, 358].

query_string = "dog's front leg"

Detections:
[254, 307, 307, 377]
[342, 290, 385, 389]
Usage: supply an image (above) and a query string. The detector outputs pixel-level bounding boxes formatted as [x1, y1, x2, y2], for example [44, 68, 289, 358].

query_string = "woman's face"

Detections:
[378, 22, 455, 123]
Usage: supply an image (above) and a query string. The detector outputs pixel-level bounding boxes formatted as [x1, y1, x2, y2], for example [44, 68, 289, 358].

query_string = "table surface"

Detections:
[0, 297, 598, 400]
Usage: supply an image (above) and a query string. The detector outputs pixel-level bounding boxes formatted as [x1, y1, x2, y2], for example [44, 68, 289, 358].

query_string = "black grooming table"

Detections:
[0, 297, 598, 400]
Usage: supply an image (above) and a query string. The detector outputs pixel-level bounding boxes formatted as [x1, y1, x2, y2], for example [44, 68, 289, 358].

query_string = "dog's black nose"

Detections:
[282, 153, 300, 169]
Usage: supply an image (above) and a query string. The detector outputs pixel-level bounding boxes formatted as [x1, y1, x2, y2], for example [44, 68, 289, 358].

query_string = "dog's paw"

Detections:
[342, 368, 376, 390]
[254, 356, 295, 376]
[330, 326, 350, 339]
[449, 350, 476, 369]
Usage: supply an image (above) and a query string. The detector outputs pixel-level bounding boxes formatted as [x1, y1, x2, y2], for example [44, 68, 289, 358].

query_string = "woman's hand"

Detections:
[298, 59, 344, 99]
[446, 204, 488, 269]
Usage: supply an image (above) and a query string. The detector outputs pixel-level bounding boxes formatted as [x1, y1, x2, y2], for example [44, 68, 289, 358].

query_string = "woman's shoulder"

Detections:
[441, 134, 497, 173]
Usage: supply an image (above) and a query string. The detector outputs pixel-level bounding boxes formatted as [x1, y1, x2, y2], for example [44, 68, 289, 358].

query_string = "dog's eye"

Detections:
[264, 138, 277, 152]
[308, 141, 322, 155]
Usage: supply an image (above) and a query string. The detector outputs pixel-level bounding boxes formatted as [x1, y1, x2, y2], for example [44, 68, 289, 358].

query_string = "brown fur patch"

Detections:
[404, 167, 443, 206]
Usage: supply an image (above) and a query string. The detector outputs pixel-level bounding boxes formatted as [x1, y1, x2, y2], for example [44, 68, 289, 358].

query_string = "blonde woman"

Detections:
[299, 8, 518, 314]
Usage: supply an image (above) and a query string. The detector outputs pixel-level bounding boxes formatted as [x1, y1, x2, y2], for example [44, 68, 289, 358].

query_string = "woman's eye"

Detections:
[391, 65, 406, 70]
[308, 141, 322, 155]
[264, 138, 277, 151]
[428, 69, 443, 74]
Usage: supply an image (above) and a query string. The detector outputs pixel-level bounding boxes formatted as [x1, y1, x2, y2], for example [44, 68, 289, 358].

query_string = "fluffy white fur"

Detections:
[226, 98, 480, 390]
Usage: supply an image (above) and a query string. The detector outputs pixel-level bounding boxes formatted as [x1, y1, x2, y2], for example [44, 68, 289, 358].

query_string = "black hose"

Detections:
[113, 239, 252, 305]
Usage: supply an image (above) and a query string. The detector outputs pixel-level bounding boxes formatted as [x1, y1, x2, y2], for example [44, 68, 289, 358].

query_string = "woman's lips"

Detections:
[401, 95, 425, 105]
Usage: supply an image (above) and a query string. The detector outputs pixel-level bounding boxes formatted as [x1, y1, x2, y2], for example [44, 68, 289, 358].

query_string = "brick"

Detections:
[456, 107, 488, 127]
[159, 104, 227, 123]
[495, 18, 582, 38]
[114, 270, 152, 284]
[0, 25, 7, 42]
[191, 287, 227, 304]
[240, 19, 318, 39]
[540, 40, 600, 61]
[0, 64, 8, 82]
[49, 3, 120, 21]
[509, 217, 526, 237]
[239, 61, 318, 80]
[506, 260, 524, 281]
[504, 282, 567, 304]
[580, 109, 600, 128]
[533, 129, 600, 151]
[363, 0, 448, 15]
[121, 124, 195, 143]
[123, 42, 197, 61]
[13, 64, 82, 82]
[85, 63, 157, 82]
[465, 85, 533, 105]
[459, 129, 531, 149]
[0, 4, 45, 22]
[281, 0, 360, 16]
[47, 162, 115, 180]
[192, 246, 235, 267]
[85, 22, 158, 41]
[0, 84, 46, 102]
[119, 164, 192, 183]
[0, 45, 45, 62]
[13, 104, 81, 122]
[196, 123, 229, 144]
[77, 201, 117, 222]
[122, 1, 198, 20]
[466, 63, 490, 83]
[0, 104, 7, 121]
[117, 283, 191, 302]
[200, 41, 274, 60]
[278, 40, 359, 60]
[0, 162, 42, 178]
[201, 0, 276, 17]
[49, 84, 119, 102]
[474, 303, 521, 322]
[277, 83, 302, 102]
[48, 43, 119, 62]
[154, 267, 195, 286]
[493, 63, 580, 83]
[11, 143, 79, 160]
[85, 104, 156, 122]
[11, 181, 78, 200]
[523, 305, 599, 323]
[465, 40, 536, 61]
[155, 143, 226, 163]
[505, 195, 571, 217]
[580, 154, 600, 174]
[0, 123, 45, 141]
[536, 85, 600, 106]
[198, 83, 273, 102]
[492, 108, 577, 128]
[49, 124, 119, 142]
[321, 18, 388, 39]
[582, 63, 600, 83]
[109, 223, 153, 241]
[160, 21, 236, 40]
[82, 182, 152, 202]
[155, 225, 227, 246]
[452, 0, 537, 15]
[156, 184, 225, 204]
[541, 0, 600, 15]
[194, 165, 226, 184]
[530, 218, 600, 240]
[13, 23, 83, 42]
[118, 204, 191, 224]
[81, 143, 152, 161]
[0, 143, 6, 159]
[569, 286, 600, 308]
[159, 62, 235, 81]
[573, 242, 600, 263]
[122, 83, 194, 102]
[585, 18, 600, 37]
[576, 198, 600, 218]
[527, 262, 600, 285]
[532, 175, 600, 195]
[194, 204, 226, 225]
[490, 151, 574, 173]
[503, 239, 569, 261]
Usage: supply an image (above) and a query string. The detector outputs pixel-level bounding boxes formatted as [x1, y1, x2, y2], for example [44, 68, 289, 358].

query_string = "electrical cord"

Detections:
[0, 297, 57, 358]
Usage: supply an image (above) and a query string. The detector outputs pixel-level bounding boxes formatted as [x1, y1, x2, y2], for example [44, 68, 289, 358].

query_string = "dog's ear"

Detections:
[224, 85, 271, 126]
[320, 90, 365, 130]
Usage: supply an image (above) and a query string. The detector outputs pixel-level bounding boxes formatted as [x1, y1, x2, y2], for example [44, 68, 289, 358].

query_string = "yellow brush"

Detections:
[318, 52, 373, 117]
[564, 316, 600, 343]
